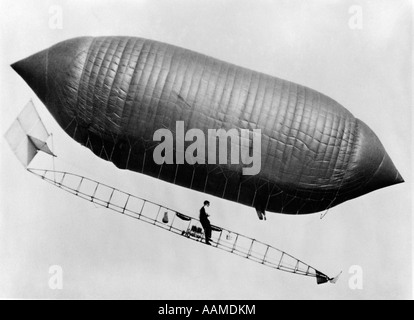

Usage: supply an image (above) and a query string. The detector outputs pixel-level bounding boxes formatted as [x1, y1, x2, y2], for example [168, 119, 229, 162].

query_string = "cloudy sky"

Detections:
[0, 0, 412, 299]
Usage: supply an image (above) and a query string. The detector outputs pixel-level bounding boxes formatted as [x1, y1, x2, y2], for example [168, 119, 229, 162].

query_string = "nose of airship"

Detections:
[351, 119, 403, 196]
[11, 47, 49, 102]
[11, 37, 93, 121]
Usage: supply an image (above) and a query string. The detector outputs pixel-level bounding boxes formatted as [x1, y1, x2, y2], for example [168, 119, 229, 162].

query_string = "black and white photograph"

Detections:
[0, 0, 412, 301]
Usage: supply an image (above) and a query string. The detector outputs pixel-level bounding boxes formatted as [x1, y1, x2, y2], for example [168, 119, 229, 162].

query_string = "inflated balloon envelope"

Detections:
[11, 36, 404, 217]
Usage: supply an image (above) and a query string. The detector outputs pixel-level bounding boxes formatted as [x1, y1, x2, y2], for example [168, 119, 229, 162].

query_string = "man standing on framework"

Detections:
[200, 201, 212, 245]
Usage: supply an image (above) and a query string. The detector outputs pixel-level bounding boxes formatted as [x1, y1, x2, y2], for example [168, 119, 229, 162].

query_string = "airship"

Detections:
[11, 36, 404, 219]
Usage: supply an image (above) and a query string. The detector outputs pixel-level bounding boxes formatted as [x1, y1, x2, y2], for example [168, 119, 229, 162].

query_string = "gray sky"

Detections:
[0, 0, 412, 299]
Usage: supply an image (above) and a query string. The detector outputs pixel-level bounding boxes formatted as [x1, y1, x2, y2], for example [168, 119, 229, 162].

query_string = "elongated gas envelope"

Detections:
[11, 36, 403, 215]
